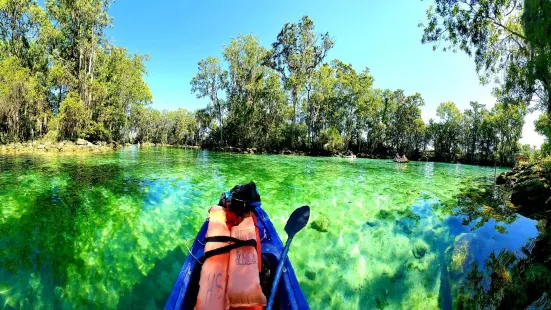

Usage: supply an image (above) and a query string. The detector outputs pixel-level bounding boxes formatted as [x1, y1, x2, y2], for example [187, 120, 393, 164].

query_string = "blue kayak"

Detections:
[165, 205, 309, 309]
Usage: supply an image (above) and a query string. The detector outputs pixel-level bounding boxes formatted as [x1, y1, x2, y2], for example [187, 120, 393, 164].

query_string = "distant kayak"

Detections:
[165, 203, 309, 310]
[394, 159, 408, 163]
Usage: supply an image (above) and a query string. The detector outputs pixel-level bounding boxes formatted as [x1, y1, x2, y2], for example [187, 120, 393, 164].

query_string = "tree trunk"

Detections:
[306, 86, 312, 147]
[292, 88, 298, 148]
[217, 100, 223, 146]
[88, 26, 95, 108]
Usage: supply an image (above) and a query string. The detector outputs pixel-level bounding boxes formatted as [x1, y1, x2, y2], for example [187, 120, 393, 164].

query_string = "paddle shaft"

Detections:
[266, 237, 293, 310]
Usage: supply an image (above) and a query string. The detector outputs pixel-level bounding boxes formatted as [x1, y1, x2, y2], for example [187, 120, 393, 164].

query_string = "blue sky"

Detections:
[106, 0, 543, 145]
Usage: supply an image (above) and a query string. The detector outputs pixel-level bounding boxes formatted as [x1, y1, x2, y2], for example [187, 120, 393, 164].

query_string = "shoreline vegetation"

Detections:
[0, 139, 510, 168]
[0, 1, 540, 167]
[0, 140, 201, 155]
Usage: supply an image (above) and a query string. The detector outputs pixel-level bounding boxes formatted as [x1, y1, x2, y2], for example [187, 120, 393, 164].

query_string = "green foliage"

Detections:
[190, 56, 226, 145]
[386, 91, 426, 155]
[267, 15, 334, 146]
[535, 113, 551, 154]
[428, 101, 525, 165]
[430, 102, 464, 161]
[128, 106, 197, 145]
[493, 102, 526, 164]
[0, 7, 534, 166]
[317, 127, 344, 153]
[310, 215, 330, 232]
[182, 14, 528, 164]
[0, 56, 46, 143]
[421, 0, 551, 121]
[0, 0, 152, 144]
[58, 92, 86, 140]
[222, 34, 289, 150]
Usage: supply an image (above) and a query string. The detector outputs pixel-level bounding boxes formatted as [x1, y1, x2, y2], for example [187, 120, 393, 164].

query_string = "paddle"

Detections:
[266, 205, 310, 310]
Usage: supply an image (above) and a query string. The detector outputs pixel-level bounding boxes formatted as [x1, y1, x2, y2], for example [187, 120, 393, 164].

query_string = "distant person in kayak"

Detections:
[401, 155, 408, 161]
[394, 153, 401, 160]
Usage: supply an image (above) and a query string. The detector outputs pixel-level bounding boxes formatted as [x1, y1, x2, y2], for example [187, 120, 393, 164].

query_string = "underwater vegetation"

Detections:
[0, 149, 546, 309]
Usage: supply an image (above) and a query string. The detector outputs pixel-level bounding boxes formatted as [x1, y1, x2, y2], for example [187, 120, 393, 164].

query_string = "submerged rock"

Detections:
[310, 215, 330, 232]
[412, 241, 429, 259]
[447, 233, 474, 276]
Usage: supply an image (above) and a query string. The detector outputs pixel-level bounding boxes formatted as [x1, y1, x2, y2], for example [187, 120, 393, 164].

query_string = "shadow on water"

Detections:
[117, 246, 188, 309]
[0, 160, 148, 308]
[439, 182, 551, 309]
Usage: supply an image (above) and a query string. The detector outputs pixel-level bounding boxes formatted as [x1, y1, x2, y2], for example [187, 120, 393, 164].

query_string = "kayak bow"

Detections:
[165, 204, 309, 310]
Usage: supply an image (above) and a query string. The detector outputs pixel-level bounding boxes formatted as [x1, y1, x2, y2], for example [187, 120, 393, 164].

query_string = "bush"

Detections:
[58, 92, 87, 141]
[316, 127, 344, 153]
[85, 121, 111, 142]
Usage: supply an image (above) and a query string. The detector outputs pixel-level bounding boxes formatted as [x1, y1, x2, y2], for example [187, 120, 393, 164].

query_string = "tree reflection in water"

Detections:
[446, 182, 551, 309]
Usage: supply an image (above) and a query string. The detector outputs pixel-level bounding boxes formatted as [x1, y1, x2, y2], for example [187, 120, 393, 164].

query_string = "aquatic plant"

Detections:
[0, 149, 539, 309]
[310, 215, 330, 232]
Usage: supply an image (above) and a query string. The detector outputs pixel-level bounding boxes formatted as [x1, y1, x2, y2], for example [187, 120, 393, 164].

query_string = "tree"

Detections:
[308, 59, 378, 154]
[0, 9, 530, 166]
[331, 60, 360, 151]
[58, 91, 86, 140]
[0, 1, 50, 143]
[0, 0, 49, 69]
[90, 47, 152, 141]
[193, 106, 215, 146]
[429, 102, 464, 161]
[420, 0, 551, 119]
[266, 15, 334, 147]
[386, 91, 426, 156]
[191, 56, 226, 146]
[253, 70, 289, 150]
[223, 34, 269, 147]
[309, 63, 335, 143]
[0, 0, 153, 144]
[462, 102, 486, 162]
[492, 102, 526, 165]
[0, 56, 45, 142]
[46, 0, 112, 107]
[166, 109, 197, 145]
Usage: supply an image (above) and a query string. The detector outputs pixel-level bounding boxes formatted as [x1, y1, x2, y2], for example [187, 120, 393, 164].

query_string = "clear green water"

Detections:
[0, 147, 541, 309]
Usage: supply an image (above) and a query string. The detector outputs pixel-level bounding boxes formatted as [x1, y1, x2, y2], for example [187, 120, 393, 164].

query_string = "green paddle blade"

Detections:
[284, 205, 310, 239]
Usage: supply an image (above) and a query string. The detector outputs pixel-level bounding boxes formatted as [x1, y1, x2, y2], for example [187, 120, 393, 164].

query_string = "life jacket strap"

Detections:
[199, 238, 257, 264]
[205, 236, 246, 243]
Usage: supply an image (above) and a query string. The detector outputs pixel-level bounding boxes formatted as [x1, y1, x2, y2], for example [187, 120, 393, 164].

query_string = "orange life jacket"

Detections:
[195, 206, 266, 310]
[195, 206, 230, 310]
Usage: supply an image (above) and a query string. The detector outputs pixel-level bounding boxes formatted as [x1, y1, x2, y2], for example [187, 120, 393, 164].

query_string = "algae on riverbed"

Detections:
[0, 148, 543, 309]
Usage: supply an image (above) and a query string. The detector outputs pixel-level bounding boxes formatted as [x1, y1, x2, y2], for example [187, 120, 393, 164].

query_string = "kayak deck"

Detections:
[165, 207, 309, 310]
